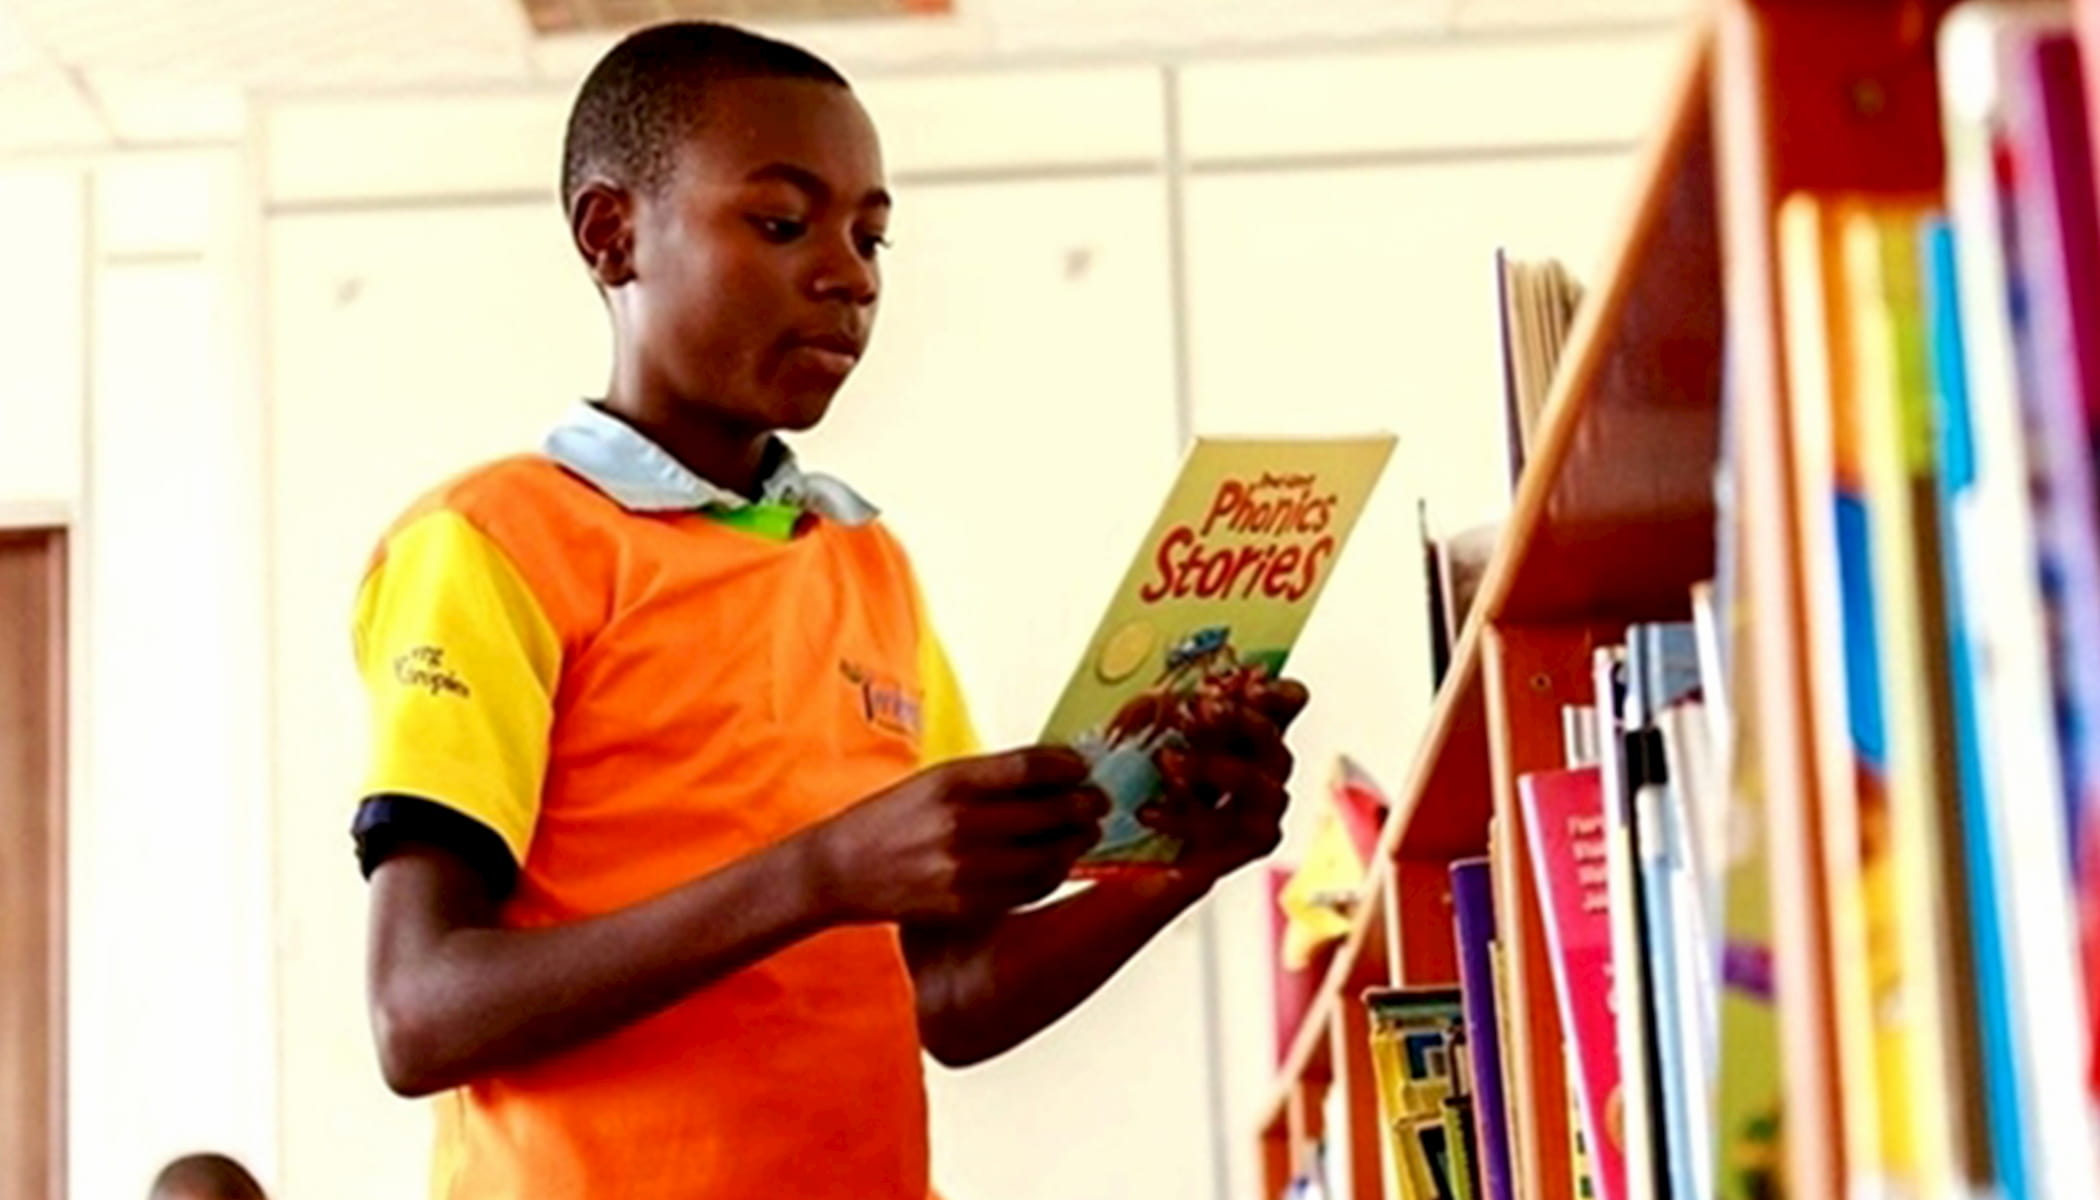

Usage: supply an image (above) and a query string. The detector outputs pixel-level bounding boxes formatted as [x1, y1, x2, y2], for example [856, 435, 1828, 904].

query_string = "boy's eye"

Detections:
[857, 231, 892, 258]
[749, 215, 807, 243]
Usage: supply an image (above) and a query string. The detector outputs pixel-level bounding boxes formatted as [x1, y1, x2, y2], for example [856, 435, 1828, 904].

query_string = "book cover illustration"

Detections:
[1043, 435, 1395, 871]
[1365, 986, 1477, 1200]
[1517, 766, 1625, 1200]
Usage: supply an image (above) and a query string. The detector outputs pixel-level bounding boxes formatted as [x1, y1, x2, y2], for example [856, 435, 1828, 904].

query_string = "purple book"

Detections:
[1450, 857, 1514, 1200]
[2011, 34, 2100, 878]
[2008, 30, 2100, 1097]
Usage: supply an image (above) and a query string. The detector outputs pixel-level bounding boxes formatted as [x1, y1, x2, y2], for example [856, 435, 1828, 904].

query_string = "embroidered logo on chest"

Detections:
[839, 659, 922, 740]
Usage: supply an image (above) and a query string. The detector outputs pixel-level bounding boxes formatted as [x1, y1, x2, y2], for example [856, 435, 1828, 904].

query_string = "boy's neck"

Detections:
[604, 397, 776, 501]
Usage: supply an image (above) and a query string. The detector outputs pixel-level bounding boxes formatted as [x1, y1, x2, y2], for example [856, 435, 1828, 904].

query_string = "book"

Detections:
[1452, 858, 1516, 1200]
[1777, 192, 1902, 1198]
[1041, 435, 1394, 871]
[1655, 697, 1723, 1200]
[1624, 623, 1703, 1200]
[1921, 214, 2036, 1200]
[1846, 199, 1984, 1195]
[1364, 987, 1475, 1200]
[1518, 766, 1624, 1200]
[1943, 8, 2100, 1193]
[1590, 648, 1657, 1200]
[1269, 866, 1325, 1063]
[2004, 27, 2100, 1113]
[1498, 250, 1588, 487]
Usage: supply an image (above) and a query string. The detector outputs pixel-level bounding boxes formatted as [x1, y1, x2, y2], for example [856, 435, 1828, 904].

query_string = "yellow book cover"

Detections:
[1777, 193, 1887, 1199]
[1043, 435, 1395, 871]
[1844, 201, 1981, 1195]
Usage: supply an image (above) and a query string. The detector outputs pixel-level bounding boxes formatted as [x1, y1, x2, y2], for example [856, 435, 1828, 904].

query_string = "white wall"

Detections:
[0, 15, 1683, 1200]
[0, 154, 278, 1198]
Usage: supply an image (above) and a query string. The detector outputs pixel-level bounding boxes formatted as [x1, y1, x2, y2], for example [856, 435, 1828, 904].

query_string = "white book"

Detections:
[1940, 5, 2099, 1197]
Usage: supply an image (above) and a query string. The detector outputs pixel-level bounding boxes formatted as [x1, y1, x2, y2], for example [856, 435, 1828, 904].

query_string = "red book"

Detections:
[1519, 767, 1625, 1200]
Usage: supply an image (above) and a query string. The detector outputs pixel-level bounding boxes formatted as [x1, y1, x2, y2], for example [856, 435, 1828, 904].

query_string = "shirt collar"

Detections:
[543, 402, 878, 527]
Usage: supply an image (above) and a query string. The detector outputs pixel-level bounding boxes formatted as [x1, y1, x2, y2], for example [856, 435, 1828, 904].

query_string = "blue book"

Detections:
[1626, 623, 1702, 1198]
[1921, 216, 2032, 1199]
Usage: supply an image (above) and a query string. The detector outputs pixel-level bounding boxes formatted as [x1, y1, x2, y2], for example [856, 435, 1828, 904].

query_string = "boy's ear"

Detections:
[570, 181, 637, 288]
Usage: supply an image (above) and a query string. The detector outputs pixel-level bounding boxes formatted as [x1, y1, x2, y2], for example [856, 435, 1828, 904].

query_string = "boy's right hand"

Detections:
[805, 748, 1108, 924]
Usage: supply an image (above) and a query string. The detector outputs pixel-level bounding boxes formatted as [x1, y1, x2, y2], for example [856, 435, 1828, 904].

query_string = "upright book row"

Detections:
[1266, 3, 2100, 1198]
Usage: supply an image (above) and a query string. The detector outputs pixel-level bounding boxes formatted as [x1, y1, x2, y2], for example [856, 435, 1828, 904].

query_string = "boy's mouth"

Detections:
[782, 330, 863, 377]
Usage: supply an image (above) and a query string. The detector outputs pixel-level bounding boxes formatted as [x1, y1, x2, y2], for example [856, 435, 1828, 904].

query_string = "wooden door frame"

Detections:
[0, 511, 69, 1200]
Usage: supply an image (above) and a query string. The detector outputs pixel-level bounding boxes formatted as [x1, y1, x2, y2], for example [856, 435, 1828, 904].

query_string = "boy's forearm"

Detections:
[905, 871, 1214, 1068]
[368, 831, 840, 1096]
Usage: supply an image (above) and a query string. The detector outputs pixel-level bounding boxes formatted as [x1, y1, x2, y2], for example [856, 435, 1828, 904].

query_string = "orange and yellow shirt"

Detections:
[352, 403, 975, 1199]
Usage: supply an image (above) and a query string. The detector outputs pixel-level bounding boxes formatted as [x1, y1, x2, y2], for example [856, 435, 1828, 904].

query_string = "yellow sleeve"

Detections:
[353, 509, 562, 864]
[916, 619, 980, 767]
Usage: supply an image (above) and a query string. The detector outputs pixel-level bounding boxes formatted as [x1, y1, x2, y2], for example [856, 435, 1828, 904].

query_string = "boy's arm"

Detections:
[905, 680, 1305, 1066]
[366, 749, 1101, 1097]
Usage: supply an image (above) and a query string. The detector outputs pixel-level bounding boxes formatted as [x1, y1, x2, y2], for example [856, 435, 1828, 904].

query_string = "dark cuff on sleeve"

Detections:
[353, 794, 519, 899]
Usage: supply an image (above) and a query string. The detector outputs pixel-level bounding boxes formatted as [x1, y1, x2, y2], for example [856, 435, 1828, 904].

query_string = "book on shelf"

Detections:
[1497, 250, 1588, 488]
[2007, 20, 2100, 1116]
[1517, 766, 1625, 1200]
[1364, 986, 1479, 1200]
[1942, 5, 2100, 1194]
[1420, 504, 1500, 690]
[1451, 858, 1515, 1200]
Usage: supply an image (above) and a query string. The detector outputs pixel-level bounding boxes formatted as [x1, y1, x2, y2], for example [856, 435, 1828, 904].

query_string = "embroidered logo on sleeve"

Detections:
[839, 660, 921, 739]
[394, 645, 472, 699]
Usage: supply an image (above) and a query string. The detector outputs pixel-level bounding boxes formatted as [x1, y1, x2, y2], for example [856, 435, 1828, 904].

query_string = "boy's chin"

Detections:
[765, 384, 843, 432]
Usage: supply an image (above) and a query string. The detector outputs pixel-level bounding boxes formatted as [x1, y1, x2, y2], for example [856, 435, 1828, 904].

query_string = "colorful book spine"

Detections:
[1921, 214, 2035, 1200]
[1452, 858, 1516, 1200]
[1940, 7, 2097, 1194]
[2006, 29, 2100, 1112]
[1776, 193, 1889, 1199]
[1519, 766, 1625, 1200]
[1849, 199, 1989, 1195]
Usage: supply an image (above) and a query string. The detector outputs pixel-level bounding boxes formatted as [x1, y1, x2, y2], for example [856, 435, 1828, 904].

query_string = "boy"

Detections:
[149, 1155, 267, 1200]
[352, 21, 1305, 1200]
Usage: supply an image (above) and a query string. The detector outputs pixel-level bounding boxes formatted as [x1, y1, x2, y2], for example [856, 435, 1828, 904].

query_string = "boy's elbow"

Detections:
[371, 988, 451, 1098]
[918, 1016, 1003, 1069]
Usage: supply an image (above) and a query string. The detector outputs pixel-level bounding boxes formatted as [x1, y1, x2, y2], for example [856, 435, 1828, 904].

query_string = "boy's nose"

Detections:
[810, 239, 878, 306]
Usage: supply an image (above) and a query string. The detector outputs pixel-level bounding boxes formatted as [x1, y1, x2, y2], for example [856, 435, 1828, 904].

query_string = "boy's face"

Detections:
[623, 76, 889, 434]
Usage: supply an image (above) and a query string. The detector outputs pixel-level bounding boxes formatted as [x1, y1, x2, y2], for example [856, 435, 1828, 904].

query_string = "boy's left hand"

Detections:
[1147, 677, 1310, 887]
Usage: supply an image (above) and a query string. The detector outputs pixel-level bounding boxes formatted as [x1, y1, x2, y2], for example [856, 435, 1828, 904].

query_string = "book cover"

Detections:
[1656, 698, 1723, 1200]
[1777, 192, 1900, 1197]
[1847, 200, 1986, 1193]
[1920, 214, 2035, 1200]
[1518, 766, 1625, 1200]
[1452, 857, 1516, 1200]
[2006, 29, 2100, 1110]
[1591, 649, 1657, 1200]
[1365, 987, 1474, 1200]
[1041, 435, 1394, 871]
[1269, 866, 1325, 1064]
[1941, 8, 2100, 1195]
[1625, 624, 1703, 1200]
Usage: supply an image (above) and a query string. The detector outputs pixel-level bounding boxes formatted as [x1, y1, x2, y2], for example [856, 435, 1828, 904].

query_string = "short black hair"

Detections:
[150, 1153, 267, 1200]
[560, 21, 849, 216]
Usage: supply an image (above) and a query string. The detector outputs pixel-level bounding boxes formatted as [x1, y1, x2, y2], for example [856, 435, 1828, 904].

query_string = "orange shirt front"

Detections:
[353, 411, 975, 1199]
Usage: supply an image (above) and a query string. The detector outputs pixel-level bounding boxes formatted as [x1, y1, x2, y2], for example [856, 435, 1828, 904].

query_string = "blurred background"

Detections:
[0, 1, 1686, 1197]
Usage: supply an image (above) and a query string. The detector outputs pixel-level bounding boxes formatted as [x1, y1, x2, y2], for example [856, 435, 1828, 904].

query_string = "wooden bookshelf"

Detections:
[1254, 1, 1981, 1197]
[1255, 21, 1723, 1195]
